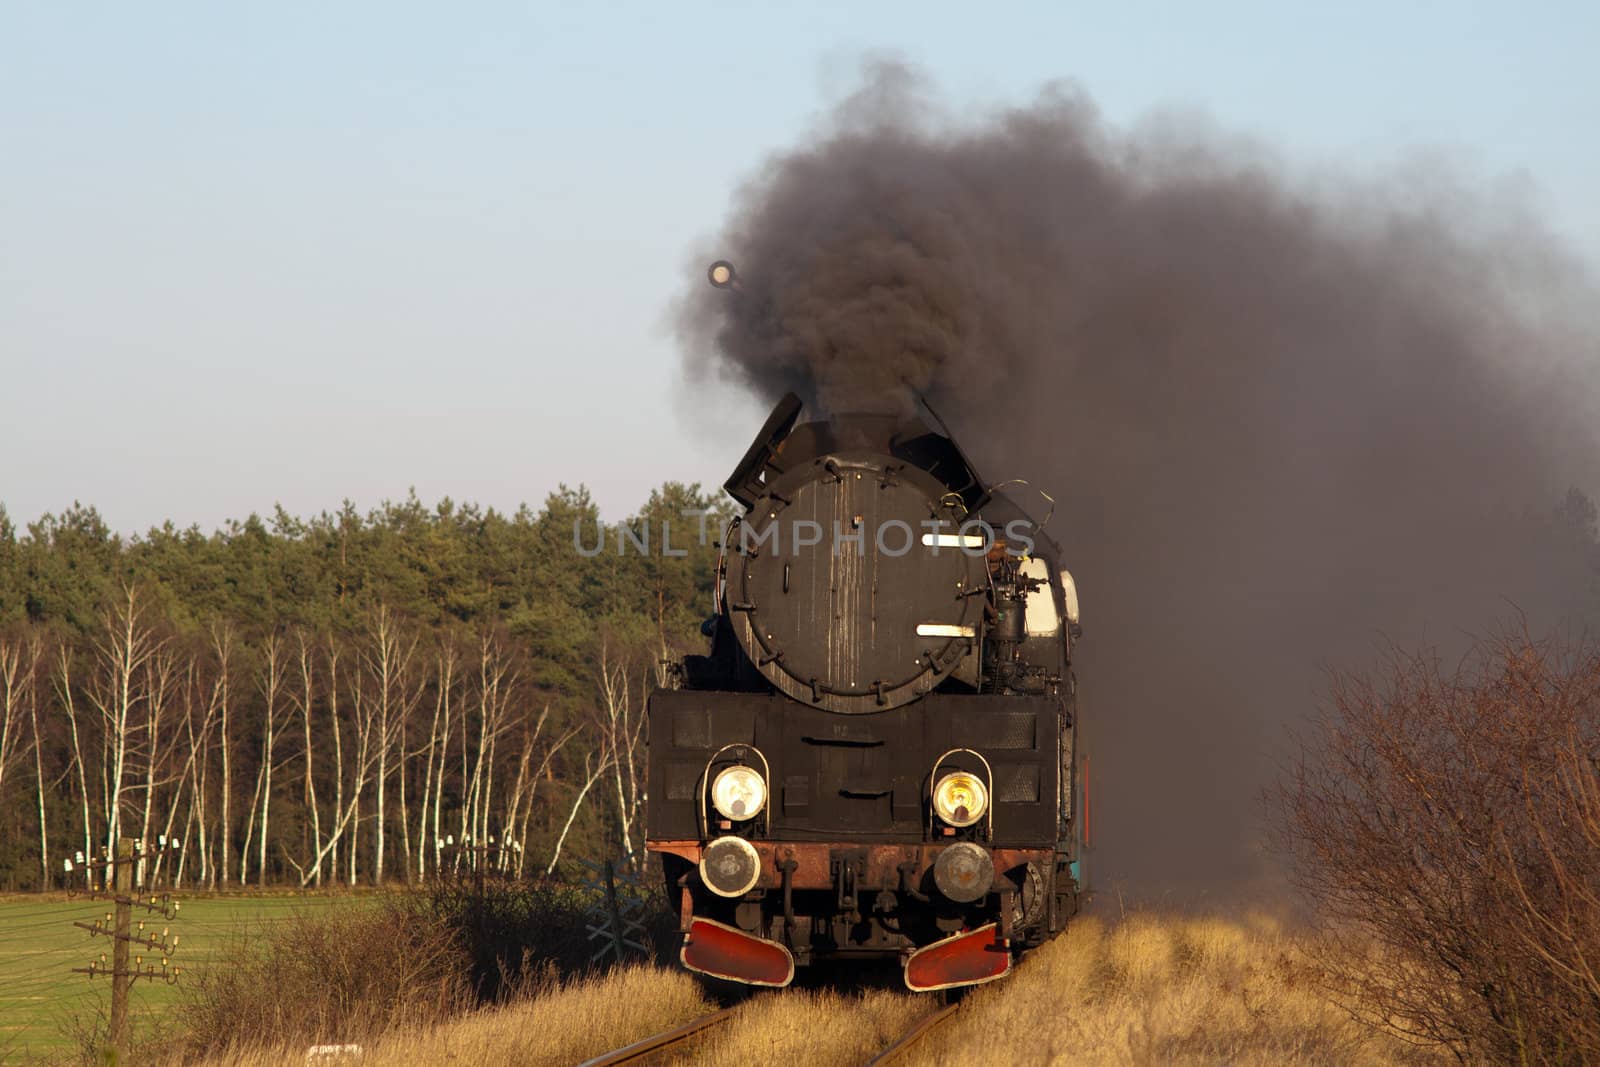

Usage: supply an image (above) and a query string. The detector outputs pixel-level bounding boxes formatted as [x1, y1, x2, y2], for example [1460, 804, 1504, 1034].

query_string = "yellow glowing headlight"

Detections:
[711, 765, 767, 821]
[932, 772, 988, 828]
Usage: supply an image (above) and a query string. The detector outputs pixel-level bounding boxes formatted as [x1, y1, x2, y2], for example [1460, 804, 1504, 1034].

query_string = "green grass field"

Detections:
[0, 891, 372, 1061]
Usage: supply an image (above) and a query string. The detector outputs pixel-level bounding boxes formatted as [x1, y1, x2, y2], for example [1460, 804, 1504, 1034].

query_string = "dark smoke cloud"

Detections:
[678, 62, 1600, 898]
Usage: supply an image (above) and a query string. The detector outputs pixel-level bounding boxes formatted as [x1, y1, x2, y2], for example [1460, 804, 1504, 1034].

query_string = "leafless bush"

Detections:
[419, 870, 678, 1000]
[175, 898, 470, 1059]
[1277, 631, 1600, 1063]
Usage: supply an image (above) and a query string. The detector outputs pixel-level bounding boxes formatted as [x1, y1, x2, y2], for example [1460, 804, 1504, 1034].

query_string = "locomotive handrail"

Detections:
[713, 515, 740, 615]
[928, 747, 995, 839]
[699, 742, 773, 839]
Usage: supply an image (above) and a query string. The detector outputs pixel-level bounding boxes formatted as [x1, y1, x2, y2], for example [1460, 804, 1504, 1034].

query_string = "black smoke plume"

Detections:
[678, 62, 1600, 898]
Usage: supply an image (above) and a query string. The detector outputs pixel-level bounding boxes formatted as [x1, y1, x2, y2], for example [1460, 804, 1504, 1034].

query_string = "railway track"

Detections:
[865, 1001, 961, 1065]
[577, 997, 961, 1066]
[575, 1004, 740, 1066]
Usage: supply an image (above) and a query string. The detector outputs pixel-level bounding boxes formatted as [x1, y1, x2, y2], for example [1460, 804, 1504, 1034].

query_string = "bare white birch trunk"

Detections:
[0, 638, 27, 806]
[597, 637, 647, 866]
[295, 633, 324, 887]
[372, 612, 391, 885]
[547, 751, 610, 875]
[239, 755, 263, 885]
[326, 638, 345, 884]
[89, 586, 161, 856]
[361, 606, 421, 886]
[213, 624, 234, 888]
[56, 649, 95, 875]
[1, 632, 46, 886]
[255, 634, 284, 885]
[189, 662, 224, 889]
[136, 646, 180, 886]
[416, 644, 454, 881]
[27, 636, 50, 890]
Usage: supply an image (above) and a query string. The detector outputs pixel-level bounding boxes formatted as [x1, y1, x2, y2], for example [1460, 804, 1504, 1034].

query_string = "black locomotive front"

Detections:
[646, 390, 1084, 991]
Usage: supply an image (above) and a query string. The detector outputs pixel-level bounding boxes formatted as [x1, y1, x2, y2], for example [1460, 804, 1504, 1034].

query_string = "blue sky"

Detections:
[3, 1, 1596, 533]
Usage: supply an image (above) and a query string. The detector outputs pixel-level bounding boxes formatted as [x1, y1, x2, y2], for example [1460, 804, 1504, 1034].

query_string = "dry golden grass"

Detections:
[907, 913, 1446, 1067]
[189, 964, 711, 1067]
[663, 982, 925, 1066]
[190, 912, 1450, 1067]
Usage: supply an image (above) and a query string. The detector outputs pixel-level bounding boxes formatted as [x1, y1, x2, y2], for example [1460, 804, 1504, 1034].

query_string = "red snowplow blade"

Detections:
[903, 923, 1011, 992]
[680, 917, 795, 987]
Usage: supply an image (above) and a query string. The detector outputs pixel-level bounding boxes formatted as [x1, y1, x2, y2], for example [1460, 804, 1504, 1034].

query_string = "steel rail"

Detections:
[576, 1004, 741, 1066]
[866, 1002, 960, 1066]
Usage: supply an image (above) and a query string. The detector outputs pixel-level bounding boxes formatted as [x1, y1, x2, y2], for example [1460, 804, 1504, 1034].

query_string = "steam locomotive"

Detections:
[646, 267, 1085, 992]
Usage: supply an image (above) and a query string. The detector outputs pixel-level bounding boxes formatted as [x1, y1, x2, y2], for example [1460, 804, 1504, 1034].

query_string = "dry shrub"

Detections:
[419, 877, 593, 1001]
[57, 995, 181, 1067]
[175, 896, 469, 1059]
[1278, 631, 1600, 1063]
[420, 871, 677, 999]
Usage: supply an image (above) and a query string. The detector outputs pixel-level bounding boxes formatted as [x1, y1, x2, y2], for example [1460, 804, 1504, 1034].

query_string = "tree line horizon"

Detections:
[0, 483, 732, 892]
[3, 483, 1598, 896]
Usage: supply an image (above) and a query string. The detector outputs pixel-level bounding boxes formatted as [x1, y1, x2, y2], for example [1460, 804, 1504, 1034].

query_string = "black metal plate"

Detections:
[732, 453, 983, 713]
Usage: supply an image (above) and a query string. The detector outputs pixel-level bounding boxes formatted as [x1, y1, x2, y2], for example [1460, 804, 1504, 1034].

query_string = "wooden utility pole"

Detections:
[69, 836, 183, 1062]
[110, 837, 133, 1055]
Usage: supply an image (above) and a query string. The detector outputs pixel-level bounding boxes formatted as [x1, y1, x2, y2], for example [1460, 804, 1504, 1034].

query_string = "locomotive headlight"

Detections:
[711, 765, 767, 821]
[932, 772, 988, 828]
[700, 835, 761, 897]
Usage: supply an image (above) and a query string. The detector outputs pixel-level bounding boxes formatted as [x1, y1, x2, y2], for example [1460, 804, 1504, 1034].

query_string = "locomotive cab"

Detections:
[646, 391, 1084, 992]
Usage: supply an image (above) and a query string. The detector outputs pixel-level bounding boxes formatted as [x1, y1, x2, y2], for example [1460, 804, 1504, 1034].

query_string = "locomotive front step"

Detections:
[680, 916, 796, 987]
[903, 923, 1012, 992]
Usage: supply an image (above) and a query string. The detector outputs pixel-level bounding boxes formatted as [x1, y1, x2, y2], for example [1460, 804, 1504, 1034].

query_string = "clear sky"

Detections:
[3, 1, 1596, 534]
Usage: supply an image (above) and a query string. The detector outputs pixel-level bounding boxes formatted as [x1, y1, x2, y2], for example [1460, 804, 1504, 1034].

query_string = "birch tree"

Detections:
[55, 646, 95, 875]
[595, 635, 648, 866]
[86, 585, 164, 854]
[239, 633, 286, 885]
[292, 636, 383, 888]
[134, 640, 182, 886]
[546, 749, 610, 875]
[0, 631, 44, 884]
[175, 651, 223, 888]
[0, 632, 36, 811]
[25, 632, 51, 890]
[357, 606, 422, 885]
[210, 623, 236, 887]
[415, 639, 459, 881]
[460, 629, 519, 867]
[290, 631, 324, 886]
[500, 704, 573, 876]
